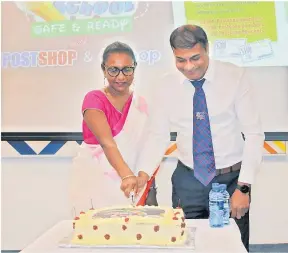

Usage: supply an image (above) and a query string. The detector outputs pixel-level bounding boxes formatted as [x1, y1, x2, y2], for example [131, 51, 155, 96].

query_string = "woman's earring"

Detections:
[104, 77, 107, 88]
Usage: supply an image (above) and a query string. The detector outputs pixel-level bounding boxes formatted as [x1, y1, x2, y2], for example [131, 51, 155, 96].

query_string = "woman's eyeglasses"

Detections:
[105, 66, 135, 77]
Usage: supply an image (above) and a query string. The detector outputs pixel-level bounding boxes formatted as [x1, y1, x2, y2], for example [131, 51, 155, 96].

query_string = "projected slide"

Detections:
[1, 1, 176, 132]
[2, 2, 165, 69]
[172, 1, 288, 67]
[15, 2, 137, 37]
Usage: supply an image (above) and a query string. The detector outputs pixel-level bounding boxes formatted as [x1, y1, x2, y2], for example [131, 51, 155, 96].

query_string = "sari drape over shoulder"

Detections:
[69, 90, 149, 213]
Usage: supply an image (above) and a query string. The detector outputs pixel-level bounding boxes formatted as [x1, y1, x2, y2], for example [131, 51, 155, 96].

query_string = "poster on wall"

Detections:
[172, 1, 288, 67]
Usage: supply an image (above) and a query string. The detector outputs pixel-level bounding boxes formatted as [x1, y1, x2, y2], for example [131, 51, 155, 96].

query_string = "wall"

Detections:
[2, 1, 288, 132]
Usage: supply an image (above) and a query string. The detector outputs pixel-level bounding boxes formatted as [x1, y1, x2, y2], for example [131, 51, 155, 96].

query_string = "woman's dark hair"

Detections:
[170, 25, 208, 50]
[101, 41, 137, 70]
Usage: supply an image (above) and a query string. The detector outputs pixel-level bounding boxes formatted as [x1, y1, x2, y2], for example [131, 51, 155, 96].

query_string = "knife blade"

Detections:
[130, 191, 136, 207]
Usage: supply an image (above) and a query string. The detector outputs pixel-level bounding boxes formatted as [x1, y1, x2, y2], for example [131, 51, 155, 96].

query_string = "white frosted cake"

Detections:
[71, 205, 187, 246]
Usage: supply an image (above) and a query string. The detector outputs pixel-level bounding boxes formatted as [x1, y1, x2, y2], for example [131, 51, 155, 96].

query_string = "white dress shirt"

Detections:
[136, 60, 265, 184]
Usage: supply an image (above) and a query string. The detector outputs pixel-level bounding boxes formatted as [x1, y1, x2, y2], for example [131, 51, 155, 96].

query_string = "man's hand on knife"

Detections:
[137, 171, 150, 193]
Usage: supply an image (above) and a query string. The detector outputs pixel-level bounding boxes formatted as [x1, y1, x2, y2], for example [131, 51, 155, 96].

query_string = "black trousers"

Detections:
[172, 160, 250, 252]
[145, 178, 158, 206]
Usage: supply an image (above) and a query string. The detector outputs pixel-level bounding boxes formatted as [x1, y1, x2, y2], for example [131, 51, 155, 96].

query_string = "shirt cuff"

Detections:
[238, 165, 260, 185]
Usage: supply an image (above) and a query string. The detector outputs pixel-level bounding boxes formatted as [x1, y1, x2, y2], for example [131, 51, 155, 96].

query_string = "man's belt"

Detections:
[215, 161, 242, 176]
[179, 160, 242, 176]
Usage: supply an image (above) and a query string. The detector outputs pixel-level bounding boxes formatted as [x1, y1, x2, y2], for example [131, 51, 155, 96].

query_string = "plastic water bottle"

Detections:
[219, 184, 230, 225]
[209, 184, 224, 228]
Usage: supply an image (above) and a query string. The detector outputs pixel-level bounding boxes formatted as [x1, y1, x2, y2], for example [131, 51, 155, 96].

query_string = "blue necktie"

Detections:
[192, 79, 216, 186]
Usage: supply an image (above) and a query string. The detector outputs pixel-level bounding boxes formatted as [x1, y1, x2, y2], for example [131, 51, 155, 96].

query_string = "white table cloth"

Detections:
[20, 219, 247, 253]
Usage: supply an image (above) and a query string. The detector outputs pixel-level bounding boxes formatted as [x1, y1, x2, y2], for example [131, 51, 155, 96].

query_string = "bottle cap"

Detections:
[212, 183, 219, 189]
[219, 184, 227, 191]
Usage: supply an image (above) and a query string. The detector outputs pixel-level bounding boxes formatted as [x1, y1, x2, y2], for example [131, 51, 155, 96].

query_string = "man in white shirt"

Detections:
[131, 25, 265, 251]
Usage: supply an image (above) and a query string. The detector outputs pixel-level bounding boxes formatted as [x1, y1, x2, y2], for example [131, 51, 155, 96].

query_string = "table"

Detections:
[20, 219, 247, 253]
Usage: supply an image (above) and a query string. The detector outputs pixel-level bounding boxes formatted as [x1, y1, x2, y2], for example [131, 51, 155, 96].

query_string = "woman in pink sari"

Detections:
[70, 42, 153, 213]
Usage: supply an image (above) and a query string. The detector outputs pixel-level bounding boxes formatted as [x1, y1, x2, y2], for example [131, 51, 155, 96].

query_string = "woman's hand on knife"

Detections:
[120, 175, 138, 198]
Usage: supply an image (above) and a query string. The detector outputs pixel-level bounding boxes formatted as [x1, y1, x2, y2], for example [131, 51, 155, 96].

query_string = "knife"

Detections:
[130, 191, 136, 207]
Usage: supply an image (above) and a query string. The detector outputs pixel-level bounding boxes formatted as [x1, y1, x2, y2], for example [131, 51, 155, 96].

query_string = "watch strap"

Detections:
[237, 184, 250, 194]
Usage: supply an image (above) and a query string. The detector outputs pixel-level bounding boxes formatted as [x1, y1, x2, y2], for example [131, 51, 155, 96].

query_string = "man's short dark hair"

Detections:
[169, 25, 208, 50]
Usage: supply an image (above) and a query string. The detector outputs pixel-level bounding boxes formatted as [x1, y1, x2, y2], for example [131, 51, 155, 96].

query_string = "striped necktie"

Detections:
[192, 79, 216, 186]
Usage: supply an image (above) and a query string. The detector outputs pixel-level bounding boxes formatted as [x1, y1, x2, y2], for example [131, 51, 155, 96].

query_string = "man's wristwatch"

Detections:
[236, 184, 250, 194]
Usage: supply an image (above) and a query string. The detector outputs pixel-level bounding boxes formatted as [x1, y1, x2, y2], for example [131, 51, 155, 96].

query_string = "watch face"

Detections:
[240, 185, 250, 193]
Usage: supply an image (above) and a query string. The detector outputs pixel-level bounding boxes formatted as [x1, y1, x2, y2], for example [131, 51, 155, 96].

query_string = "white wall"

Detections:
[1, 156, 288, 250]
[2, 1, 288, 133]
[244, 66, 288, 132]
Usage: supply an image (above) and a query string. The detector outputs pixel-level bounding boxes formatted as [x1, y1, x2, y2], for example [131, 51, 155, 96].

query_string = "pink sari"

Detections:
[69, 90, 148, 213]
[82, 91, 133, 146]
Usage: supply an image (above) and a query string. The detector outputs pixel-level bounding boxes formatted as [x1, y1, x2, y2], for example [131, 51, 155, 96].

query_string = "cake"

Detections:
[71, 205, 187, 246]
